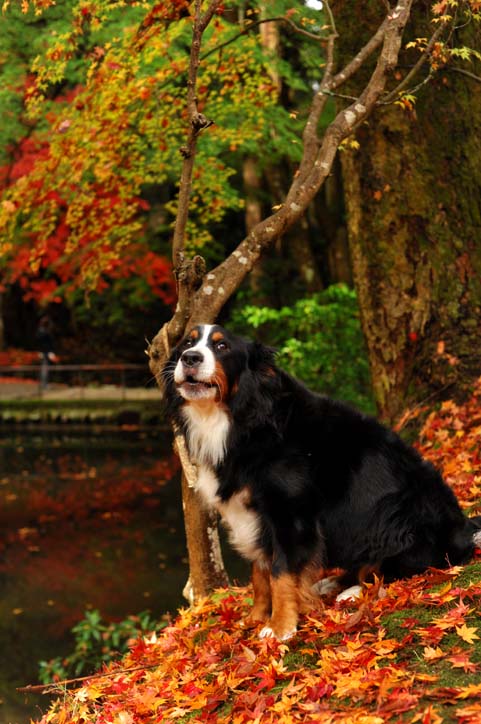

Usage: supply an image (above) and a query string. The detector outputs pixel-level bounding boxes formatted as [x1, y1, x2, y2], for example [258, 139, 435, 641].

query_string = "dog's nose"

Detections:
[181, 350, 203, 368]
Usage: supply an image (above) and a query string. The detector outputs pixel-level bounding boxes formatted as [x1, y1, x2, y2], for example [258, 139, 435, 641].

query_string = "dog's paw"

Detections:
[336, 584, 362, 602]
[259, 625, 296, 641]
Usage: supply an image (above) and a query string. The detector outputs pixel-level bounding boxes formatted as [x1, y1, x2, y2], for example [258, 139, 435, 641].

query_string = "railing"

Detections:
[0, 363, 151, 400]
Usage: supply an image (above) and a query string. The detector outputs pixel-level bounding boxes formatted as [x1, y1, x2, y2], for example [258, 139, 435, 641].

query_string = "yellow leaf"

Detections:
[456, 624, 480, 644]
[423, 645, 444, 661]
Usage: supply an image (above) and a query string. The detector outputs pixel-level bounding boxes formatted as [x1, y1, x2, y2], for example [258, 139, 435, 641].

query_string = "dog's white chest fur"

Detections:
[182, 404, 261, 561]
[182, 404, 230, 466]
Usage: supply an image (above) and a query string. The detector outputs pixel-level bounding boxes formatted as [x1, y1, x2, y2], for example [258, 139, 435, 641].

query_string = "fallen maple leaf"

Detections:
[423, 645, 444, 661]
[455, 702, 481, 723]
[411, 705, 444, 724]
[455, 624, 480, 644]
[447, 649, 479, 673]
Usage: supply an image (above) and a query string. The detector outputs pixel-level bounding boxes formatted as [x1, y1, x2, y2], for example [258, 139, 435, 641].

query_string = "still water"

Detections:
[0, 428, 246, 724]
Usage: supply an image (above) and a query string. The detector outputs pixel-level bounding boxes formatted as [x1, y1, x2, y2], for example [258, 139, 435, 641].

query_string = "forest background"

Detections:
[2, 0, 479, 428]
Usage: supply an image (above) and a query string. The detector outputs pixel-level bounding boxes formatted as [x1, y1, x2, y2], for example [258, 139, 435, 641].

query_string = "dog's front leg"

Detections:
[243, 560, 271, 627]
[259, 571, 299, 641]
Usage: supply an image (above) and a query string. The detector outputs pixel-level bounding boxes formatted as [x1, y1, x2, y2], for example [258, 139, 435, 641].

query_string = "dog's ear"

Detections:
[247, 341, 277, 374]
[160, 342, 184, 421]
[230, 342, 280, 429]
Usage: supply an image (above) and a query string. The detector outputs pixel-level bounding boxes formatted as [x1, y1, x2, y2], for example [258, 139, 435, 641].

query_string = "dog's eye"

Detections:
[184, 339, 194, 349]
[215, 341, 228, 351]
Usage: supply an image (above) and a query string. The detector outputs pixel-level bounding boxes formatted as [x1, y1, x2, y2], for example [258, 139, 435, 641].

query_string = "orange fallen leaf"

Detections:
[447, 650, 478, 673]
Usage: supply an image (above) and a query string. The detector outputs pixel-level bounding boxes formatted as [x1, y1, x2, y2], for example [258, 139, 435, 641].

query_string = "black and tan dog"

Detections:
[162, 324, 481, 640]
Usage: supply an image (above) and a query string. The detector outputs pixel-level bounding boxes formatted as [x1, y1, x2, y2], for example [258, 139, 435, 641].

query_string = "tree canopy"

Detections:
[0, 0, 320, 310]
[1, 0, 479, 345]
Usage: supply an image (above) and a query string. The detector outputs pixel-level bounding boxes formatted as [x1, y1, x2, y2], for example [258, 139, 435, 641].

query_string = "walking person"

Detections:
[36, 315, 57, 390]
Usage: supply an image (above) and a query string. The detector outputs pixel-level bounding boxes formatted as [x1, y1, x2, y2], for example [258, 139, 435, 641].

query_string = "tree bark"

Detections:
[337, 6, 481, 422]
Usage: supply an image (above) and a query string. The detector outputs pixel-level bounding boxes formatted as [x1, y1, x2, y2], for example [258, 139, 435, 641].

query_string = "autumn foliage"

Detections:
[0, 0, 286, 308]
[36, 380, 481, 724]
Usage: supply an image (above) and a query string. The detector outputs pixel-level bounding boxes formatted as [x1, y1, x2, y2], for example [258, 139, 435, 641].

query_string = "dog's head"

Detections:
[162, 324, 279, 421]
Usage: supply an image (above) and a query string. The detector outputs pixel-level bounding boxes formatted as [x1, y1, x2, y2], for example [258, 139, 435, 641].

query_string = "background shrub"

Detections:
[232, 284, 374, 413]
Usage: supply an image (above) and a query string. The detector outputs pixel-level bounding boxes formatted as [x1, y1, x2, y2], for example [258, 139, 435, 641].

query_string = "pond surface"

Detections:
[0, 427, 247, 723]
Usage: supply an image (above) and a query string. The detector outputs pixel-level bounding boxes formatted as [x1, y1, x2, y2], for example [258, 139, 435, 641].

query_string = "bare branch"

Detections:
[200, 16, 330, 62]
[288, 3, 338, 196]
[17, 665, 157, 695]
[199, 0, 221, 32]
[447, 66, 481, 84]
[168, 0, 219, 351]
[172, 1, 220, 255]
[289, 5, 388, 199]
[322, 0, 337, 38]
[191, 0, 414, 323]
[382, 19, 446, 103]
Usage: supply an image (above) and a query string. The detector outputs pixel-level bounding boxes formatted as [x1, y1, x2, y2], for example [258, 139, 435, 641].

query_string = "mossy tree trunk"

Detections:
[335, 3, 481, 422]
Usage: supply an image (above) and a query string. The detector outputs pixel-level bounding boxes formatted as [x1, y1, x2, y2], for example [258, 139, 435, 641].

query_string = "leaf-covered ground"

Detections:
[36, 380, 481, 724]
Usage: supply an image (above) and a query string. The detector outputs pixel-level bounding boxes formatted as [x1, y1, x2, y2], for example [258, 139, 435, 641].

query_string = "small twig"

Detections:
[320, 89, 360, 102]
[322, 0, 337, 38]
[377, 69, 435, 105]
[288, 1, 338, 194]
[200, 16, 328, 61]
[447, 66, 481, 84]
[382, 21, 446, 103]
[17, 664, 158, 695]
[394, 382, 454, 431]
[171, 0, 220, 273]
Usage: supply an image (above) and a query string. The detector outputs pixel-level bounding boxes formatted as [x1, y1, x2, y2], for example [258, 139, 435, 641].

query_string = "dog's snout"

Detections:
[181, 350, 203, 368]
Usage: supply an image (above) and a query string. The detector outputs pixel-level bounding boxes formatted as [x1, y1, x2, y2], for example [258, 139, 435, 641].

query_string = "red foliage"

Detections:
[0, 136, 50, 186]
[1, 82, 175, 307]
[0, 348, 39, 365]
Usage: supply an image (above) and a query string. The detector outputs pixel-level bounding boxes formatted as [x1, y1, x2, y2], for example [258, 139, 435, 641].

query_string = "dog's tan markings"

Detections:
[214, 361, 229, 400]
[268, 572, 299, 639]
[358, 563, 380, 585]
[244, 561, 271, 627]
[211, 331, 224, 342]
[298, 565, 322, 614]
[189, 328, 199, 340]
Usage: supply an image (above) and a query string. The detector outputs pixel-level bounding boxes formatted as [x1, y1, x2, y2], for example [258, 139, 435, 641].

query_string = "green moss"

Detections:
[443, 560, 481, 590]
[284, 650, 318, 671]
